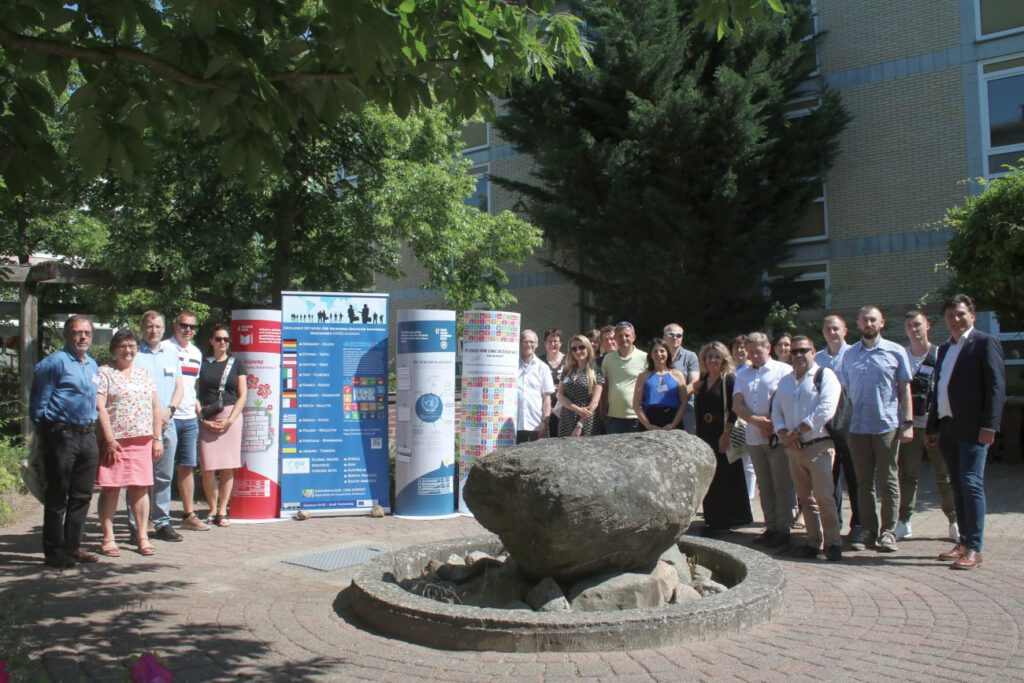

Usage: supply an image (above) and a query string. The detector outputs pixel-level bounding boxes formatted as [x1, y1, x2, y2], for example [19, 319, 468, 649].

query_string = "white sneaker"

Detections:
[894, 520, 912, 541]
[948, 521, 960, 542]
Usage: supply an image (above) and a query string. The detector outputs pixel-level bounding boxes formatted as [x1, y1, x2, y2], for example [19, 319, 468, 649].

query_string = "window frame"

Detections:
[467, 164, 491, 214]
[785, 184, 830, 245]
[975, 0, 1024, 41]
[978, 53, 1024, 179]
[461, 122, 490, 153]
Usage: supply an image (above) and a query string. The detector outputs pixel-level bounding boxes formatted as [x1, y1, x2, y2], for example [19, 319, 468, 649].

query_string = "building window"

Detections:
[467, 165, 490, 213]
[980, 55, 1024, 177]
[460, 121, 489, 152]
[767, 261, 829, 309]
[788, 185, 828, 243]
[976, 0, 1024, 39]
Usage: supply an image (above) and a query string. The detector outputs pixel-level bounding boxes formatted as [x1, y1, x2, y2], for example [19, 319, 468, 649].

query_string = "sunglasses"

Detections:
[791, 347, 814, 355]
[570, 345, 589, 352]
[213, 337, 231, 343]
[705, 353, 722, 360]
[176, 322, 197, 330]
[664, 332, 683, 339]
[615, 321, 633, 329]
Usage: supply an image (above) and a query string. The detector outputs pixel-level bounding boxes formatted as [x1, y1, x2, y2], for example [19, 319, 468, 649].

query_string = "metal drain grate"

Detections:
[283, 545, 384, 572]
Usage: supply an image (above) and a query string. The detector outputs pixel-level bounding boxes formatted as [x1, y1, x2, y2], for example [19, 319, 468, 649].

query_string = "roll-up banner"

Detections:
[458, 310, 520, 514]
[394, 310, 457, 519]
[230, 310, 282, 521]
[279, 292, 390, 516]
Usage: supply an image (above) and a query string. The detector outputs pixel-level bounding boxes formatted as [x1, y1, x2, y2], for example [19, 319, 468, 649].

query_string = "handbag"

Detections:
[722, 373, 747, 464]
[200, 357, 235, 420]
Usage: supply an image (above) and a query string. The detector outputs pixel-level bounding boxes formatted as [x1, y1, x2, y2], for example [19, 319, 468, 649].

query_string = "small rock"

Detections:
[370, 505, 385, 518]
[659, 545, 690, 584]
[294, 510, 310, 521]
[426, 559, 444, 575]
[436, 562, 475, 584]
[690, 576, 728, 596]
[568, 571, 665, 612]
[651, 561, 680, 605]
[446, 554, 466, 566]
[671, 584, 702, 605]
[525, 577, 571, 612]
[457, 562, 532, 607]
[465, 551, 493, 566]
[690, 562, 714, 582]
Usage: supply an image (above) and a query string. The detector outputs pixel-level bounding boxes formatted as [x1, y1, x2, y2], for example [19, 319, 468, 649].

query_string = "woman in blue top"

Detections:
[632, 338, 688, 431]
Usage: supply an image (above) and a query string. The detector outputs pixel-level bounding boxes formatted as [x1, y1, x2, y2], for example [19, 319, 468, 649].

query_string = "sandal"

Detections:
[214, 515, 231, 528]
[100, 540, 121, 557]
[136, 539, 156, 556]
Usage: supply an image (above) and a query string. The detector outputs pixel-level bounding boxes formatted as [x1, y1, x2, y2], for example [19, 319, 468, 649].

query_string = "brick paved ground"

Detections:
[2, 461, 1022, 682]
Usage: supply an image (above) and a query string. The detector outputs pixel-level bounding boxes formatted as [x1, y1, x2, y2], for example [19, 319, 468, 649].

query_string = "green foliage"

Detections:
[0, 0, 592, 191]
[495, 0, 847, 341]
[944, 162, 1024, 329]
[0, 435, 26, 524]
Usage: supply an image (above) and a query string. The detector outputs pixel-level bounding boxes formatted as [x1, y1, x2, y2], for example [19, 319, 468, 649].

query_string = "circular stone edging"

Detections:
[347, 534, 785, 652]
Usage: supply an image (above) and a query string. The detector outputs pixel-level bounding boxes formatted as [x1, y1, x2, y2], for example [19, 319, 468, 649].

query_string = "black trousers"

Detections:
[831, 430, 860, 530]
[40, 425, 99, 558]
[516, 430, 541, 444]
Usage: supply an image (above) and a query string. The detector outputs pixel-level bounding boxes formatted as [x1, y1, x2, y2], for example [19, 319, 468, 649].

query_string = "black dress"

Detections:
[695, 373, 753, 532]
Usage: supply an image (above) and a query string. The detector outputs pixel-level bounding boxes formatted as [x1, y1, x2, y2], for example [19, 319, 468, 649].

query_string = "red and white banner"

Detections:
[230, 310, 282, 519]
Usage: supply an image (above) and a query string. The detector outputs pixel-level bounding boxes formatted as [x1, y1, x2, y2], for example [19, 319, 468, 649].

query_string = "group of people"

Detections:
[31, 310, 247, 568]
[516, 293, 1005, 568]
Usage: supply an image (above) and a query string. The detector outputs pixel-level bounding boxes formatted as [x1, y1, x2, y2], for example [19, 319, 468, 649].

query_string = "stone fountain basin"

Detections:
[348, 534, 785, 652]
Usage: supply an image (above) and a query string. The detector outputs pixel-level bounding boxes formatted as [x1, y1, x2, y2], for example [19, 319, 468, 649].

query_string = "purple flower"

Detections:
[130, 653, 172, 683]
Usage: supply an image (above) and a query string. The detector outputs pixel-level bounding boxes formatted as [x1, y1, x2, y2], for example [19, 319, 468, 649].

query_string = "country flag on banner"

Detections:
[283, 339, 298, 351]
[282, 446, 297, 454]
[282, 413, 297, 443]
[283, 390, 297, 408]
[283, 353, 297, 368]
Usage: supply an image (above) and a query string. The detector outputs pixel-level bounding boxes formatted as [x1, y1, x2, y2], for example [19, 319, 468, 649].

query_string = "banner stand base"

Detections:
[230, 517, 288, 525]
[393, 513, 461, 521]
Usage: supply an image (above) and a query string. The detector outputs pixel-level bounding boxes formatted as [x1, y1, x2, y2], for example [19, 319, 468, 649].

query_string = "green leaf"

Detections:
[398, 0, 416, 13]
[198, 102, 221, 136]
[46, 55, 69, 95]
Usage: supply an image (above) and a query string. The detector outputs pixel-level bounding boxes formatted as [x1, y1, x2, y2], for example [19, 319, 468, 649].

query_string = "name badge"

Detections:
[657, 383, 669, 393]
[918, 366, 933, 376]
[164, 367, 176, 376]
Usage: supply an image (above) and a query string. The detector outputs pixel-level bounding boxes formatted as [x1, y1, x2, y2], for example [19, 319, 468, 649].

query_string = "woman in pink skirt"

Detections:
[96, 329, 162, 556]
[196, 324, 247, 527]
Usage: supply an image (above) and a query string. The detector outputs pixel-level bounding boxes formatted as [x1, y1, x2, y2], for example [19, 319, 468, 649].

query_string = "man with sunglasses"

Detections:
[663, 323, 700, 434]
[771, 336, 843, 561]
[164, 311, 209, 531]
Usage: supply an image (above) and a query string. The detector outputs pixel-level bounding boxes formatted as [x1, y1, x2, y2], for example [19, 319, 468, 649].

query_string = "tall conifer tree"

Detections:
[496, 0, 847, 338]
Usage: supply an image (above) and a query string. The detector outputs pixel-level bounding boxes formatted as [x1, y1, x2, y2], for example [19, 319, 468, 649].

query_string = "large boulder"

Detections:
[462, 431, 715, 582]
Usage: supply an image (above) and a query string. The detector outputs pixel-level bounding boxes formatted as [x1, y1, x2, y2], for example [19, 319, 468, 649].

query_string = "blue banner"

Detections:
[279, 292, 390, 515]
[394, 311, 457, 519]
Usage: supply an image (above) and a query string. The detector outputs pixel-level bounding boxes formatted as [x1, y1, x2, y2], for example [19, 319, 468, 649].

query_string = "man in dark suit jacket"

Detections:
[926, 294, 1005, 570]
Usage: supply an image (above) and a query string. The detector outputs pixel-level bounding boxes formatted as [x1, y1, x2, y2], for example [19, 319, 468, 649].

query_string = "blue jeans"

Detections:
[938, 421, 988, 553]
[128, 422, 177, 531]
[605, 417, 640, 434]
[174, 417, 199, 468]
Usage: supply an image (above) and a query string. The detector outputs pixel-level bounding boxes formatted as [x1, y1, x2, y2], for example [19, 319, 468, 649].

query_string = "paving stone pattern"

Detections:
[1, 463, 1022, 681]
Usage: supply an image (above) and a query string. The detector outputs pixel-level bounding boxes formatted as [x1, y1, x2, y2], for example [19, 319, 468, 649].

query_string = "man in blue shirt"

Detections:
[839, 306, 913, 553]
[29, 315, 101, 568]
[134, 311, 184, 542]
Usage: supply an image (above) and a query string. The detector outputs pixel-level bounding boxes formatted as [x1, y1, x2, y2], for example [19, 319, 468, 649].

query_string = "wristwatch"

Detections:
[168, 404, 178, 414]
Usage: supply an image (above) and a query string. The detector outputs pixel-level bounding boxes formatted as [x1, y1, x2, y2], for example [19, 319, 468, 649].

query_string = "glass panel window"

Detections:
[460, 121, 489, 151]
[981, 55, 1024, 177]
[978, 0, 1024, 37]
[793, 200, 826, 240]
[467, 165, 489, 213]
[767, 262, 829, 309]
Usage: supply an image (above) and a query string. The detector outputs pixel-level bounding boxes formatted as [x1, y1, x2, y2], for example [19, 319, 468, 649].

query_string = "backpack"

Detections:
[814, 366, 851, 438]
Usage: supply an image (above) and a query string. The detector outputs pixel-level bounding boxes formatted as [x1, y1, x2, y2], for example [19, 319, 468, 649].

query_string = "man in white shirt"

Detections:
[732, 332, 793, 547]
[165, 310, 209, 531]
[772, 335, 842, 561]
[516, 329, 555, 443]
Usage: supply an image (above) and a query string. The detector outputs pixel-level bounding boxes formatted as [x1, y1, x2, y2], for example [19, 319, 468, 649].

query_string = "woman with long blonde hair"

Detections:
[556, 335, 604, 436]
[695, 341, 753, 536]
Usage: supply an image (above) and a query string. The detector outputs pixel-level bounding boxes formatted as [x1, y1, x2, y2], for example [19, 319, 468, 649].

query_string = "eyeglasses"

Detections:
[213, 337, 231, 343]
[664, 332, 683, 339]
[705, 353, 722, 361]
[570, 345, 588, 352]
[791, 347, 814, 355]
[176, 322, 197, 330]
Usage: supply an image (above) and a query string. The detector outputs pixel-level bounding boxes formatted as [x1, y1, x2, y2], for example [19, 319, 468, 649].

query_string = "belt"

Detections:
[43, 421, 96, 434]
[800, 436, 832, 447]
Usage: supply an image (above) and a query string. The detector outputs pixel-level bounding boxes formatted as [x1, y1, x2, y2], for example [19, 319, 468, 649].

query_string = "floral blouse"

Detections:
[98, 365, 156, 440]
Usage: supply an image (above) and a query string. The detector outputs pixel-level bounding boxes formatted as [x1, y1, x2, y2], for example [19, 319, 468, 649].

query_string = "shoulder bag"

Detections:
[200, 357, 235, 420]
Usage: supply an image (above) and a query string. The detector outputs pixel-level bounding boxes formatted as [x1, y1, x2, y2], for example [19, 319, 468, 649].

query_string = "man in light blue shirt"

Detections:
[134, 311, 184, 542]
[839, 306, 913, 553]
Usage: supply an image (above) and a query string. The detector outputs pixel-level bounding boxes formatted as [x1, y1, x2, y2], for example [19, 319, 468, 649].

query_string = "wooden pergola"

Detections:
[1, 261, 110, 435]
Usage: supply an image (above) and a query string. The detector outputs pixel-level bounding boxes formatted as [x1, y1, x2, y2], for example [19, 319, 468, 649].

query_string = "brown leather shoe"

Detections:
[70, 549, 100, 563]
[938, 544, 966, 561]
[951, 550, 982, 570]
